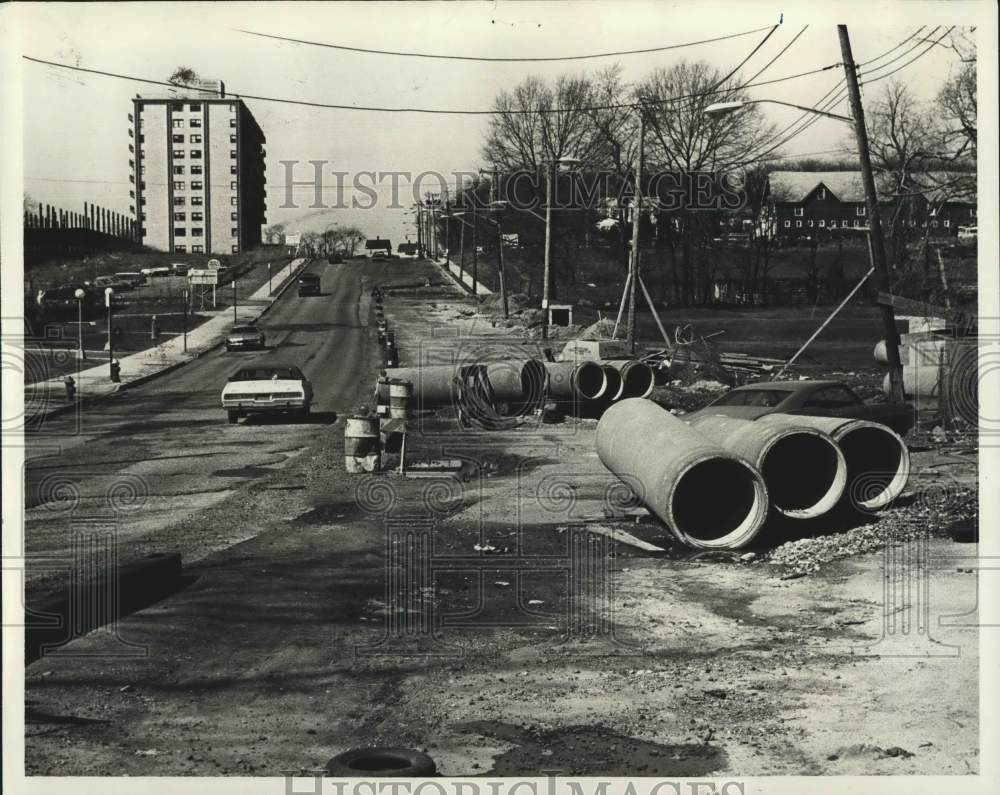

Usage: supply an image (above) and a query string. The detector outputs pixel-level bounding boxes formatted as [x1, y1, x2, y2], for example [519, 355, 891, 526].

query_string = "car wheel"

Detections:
[227, 410, 239, 424]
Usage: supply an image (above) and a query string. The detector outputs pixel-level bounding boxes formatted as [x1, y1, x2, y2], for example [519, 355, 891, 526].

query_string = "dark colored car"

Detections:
[298, 273, 321, 296]
[686, 380, 916, 436]
[225, 324, 266, 352]
[327, 253, 342, 264]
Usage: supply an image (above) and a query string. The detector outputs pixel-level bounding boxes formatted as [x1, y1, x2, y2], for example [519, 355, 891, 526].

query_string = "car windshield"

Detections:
[231, 326, 258, 334]
[711, 389, 792, 408]
[230, 367, 303, 382]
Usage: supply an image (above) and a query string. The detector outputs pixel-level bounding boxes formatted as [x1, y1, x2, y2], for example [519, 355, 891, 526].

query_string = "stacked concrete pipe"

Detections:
[689, 414, 847, 519]
[381, 365, 466, 407]
[759, 413, 910, 512]
[597, 398, 770, 549]
[485, 359, 549, 406]
[603, 359, 655, 399]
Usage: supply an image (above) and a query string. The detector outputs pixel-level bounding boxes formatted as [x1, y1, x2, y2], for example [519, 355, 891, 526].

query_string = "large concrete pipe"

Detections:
[759, 413, 910, 512]
[597, 398, 769, 549]
[381, 365, 468, 406]
[882, 366, 940, 400]
[604, 359, 655, 399]
[544, 361, 607, 401]
[485, 359, 548, 404]
[690, 414, 847, 519]
[601, 365, 625, 402]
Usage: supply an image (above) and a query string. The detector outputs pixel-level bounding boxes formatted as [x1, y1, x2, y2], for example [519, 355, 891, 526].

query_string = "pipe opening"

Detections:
[672, 458, 766, 546]
[762, 433, 846, 518]
[602, 366, 624, 401]
[620, 363, 655, 399]
[837, 425, 909, 511]
[575, 362, 608, 400]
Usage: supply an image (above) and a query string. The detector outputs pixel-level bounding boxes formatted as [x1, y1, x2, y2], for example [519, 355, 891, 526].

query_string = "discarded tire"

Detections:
[597, 398, 769, 549]
[325, 747, 437, 777]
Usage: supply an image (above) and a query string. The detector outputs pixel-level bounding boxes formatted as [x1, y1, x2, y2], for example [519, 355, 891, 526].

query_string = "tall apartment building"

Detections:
[129, 81, 266, 255]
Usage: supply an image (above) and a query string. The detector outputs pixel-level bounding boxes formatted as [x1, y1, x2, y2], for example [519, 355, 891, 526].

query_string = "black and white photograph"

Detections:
[1, 2, 997, 792]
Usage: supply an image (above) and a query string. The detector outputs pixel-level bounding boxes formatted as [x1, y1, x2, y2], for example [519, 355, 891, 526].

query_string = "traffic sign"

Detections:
[188, 269, 219, 285]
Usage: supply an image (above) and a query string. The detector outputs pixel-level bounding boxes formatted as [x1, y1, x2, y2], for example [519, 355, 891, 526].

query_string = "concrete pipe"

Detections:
[485, 359, 548, 404]
[544, 361, 607, 401]
[601, 365, 625, 402]
[759, 413, 910, 512]
[596, 398, 769, 549]
[690, 414, 847, 519]
[381, 365, 469, 406]
[883, 366, 940, 400]
[604, 360, 655, 399]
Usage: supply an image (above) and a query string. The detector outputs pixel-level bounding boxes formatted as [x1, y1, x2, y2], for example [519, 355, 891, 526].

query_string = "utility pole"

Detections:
[838, 25, 904, 403]
[471, 198, 478, 295]
[627, 108, 645, 354]
[459, 213, 465, 280]
[542, 162, 553, 338]
[416, 202, 423, 258]
[496, 215, 509, 318]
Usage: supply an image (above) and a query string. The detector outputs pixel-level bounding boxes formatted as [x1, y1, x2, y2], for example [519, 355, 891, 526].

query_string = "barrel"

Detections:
[344, 416, 381, 473]
[388, 379, 413, 419]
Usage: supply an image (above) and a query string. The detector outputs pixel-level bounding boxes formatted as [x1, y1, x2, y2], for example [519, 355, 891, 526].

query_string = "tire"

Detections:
[325, 748, 436, 778]
[227, 410, 239, 424]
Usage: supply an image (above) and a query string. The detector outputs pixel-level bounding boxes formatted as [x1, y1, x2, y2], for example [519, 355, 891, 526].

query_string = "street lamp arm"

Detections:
[753, 99, 854, 124]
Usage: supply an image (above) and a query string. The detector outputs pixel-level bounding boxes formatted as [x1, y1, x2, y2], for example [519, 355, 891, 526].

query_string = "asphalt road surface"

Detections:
[23, 258, 377, 599]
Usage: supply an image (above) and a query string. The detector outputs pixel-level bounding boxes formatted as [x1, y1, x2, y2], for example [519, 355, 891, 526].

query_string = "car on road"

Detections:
[221, 363, 313, 424]
[685, 379, 916, 436]
[115, 272, 147, 288]
[171, 262, 190, 275]
[226, 324, 266, 352]
[370, 251, 388, 262]
[298, 273, 321, 296]
[141, 266, 172, 278]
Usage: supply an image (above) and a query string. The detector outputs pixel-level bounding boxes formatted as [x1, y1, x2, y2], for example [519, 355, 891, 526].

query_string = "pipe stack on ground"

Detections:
[597, 399, 769, 549]
[485, 359, 548, 406]
[759, 414, 910, 512]
[603, 360, 655, 399]
[544, 361, 608, 402]
[689, 414, 847, 519]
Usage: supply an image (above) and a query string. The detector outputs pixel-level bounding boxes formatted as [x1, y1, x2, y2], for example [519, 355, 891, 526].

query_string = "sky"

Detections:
[5, 1, 979, 245]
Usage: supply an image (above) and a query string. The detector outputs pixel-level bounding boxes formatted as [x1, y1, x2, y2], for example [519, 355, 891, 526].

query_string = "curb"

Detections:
[26, 259, 309, 422]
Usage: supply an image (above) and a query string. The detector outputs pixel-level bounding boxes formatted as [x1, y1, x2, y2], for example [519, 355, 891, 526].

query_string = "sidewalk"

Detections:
[438, 256, 494, 296]
[24, 259, 306, 421]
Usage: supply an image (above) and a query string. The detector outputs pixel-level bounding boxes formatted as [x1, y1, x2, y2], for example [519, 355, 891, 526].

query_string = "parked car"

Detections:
[115, 272, 146, 287]
[171, 262, 190, 275]
[221, 363, 313, 424]
[298, 273, 321, 296]
[226, 324, 266, 352]
[370, 251, 388, 262]
[141, 266, 172, 278]
[685, 379, 916, 436]
[957, 225, 977, 240]
[94, 275, 132, 291]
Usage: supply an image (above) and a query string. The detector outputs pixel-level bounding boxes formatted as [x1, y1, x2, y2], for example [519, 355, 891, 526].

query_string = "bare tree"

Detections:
[168, 66, 200, 86]
[936, 32, 976, 161]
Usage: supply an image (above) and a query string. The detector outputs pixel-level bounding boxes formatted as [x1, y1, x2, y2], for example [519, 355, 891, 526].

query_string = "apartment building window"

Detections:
[231, 227, 239, 236]
[230, 118, 237, 127]
[230, 134, 237, 143]
[129, 174, 135, 184]
[174, 212, 186, 222]
[172, 165, 184, 175]
[190, 118, 202, 128]
[140, 181, 146, 189]
[138, 135, 144, 143]
[784, 220, 790, 228]
[190, 134, 202, 144]
[191, 196, 203, 206]
[192, 228, 204, 237]
[230, 150, 237, 158]
[140, 165, 146, 174]
[175, 245, 187, 253]
[853, 220, 860, 228]
[231, 197, 238, 205]
[856, 206, 866, 216]
[808, 220, 814, 227]
[173, 149, 185, 159]
[944, 220, 950, 228]
[175, 228, 187, 237]
[230, 181, 238, 190]
[128, 143, 134, 153]
[796, 220, 802, 228]
[191, 165, 203, 175]
[793, 207, 804, 217]
[841, 220, 848, 227]
[192, 212, 204, 221]
[232, 245, 240, 253]
[819, 220, 825, 227]
[230, 165, 238, 174]
[192, 245, 204, 253]
[189, 103, 201, 111]
[191, 181, 203, 190]
[172, 119, 184, 128]
[172, 134, 184, 143]
[190, 150, 202, 159]
[140, 197, 147, 205]
[173, 181, 185, 191]
[140, 212, 145, 221]
[231, 212, 238, 221]
[173, 197, 185, 206]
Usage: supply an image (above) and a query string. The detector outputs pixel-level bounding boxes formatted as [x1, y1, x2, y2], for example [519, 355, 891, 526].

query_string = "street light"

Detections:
[703, 99, 854, 124]
[104, 287, 114, 377]
[542, 154, 582, 337]
[73, 288, 86, 361]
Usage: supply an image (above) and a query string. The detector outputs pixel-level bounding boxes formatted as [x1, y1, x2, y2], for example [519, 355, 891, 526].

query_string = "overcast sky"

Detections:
[7, 1, 977, 243]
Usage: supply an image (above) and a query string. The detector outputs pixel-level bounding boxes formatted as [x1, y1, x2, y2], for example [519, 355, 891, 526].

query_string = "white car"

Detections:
[221, 363, 313, 424]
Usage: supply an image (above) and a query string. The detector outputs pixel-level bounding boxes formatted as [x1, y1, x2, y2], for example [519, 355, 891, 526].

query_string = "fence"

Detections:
[24, 201, 137, 240]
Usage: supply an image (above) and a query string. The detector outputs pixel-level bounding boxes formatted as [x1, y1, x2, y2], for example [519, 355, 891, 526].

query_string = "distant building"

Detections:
[130, 80, 266, 255]
[397, 242, 418, 257]
[766, 171, 976, 240]
[365, 238, 392, 257]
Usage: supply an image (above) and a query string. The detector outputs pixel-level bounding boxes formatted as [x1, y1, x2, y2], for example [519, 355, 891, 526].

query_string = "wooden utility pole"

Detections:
[415, 202, 423, 257]
[627, 108, 645, 354]
[838, 25, 904, 403]
[496, 215, 509, 318]
[471, 199, 478, 294]
[542, 163, 553, 337]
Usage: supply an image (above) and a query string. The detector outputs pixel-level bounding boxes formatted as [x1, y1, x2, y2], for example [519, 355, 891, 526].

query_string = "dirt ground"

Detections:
[23, 260, 979, 777]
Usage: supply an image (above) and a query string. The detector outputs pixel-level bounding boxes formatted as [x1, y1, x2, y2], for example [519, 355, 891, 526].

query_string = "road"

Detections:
[23, 258, 376, 598]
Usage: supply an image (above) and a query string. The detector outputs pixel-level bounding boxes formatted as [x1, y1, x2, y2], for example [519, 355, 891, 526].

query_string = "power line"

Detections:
[743, 25, 808, 85]
[23, 54, 839, 115]
[232, 23, 779, 63]
[857, 26, 928, 66]
[859, 26, 956, 87]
